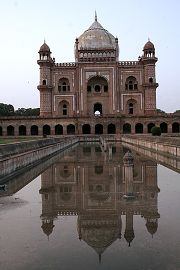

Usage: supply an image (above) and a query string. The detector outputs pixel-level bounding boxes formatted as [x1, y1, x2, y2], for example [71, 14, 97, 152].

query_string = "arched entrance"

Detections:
[31, 125, 38, 135]
[147, 123, 155, 133]
[82, 124, 91, 134]
[108, 124, 116, 134]
[160, 122, 167, 133]
[19, 125, 26, 136]
[43, 125, 51, 135]
[0, 126, 2, 136]
[123, 123, 131, 134]
[95, 124, 103, 134]
[67, 124, 75, 135]
[94, 103, 102, 115]
[172, 122, 179, 133]
[135, 123, 143, 134]
[55, 124, 63, 135]
[7, 125, 14, 136]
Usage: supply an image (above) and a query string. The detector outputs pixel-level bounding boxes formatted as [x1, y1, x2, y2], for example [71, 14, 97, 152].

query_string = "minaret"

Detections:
[39, 165, 56, 239]
[37, 41, 54, 116]
[141, 39, 159, 116]
[123, 151, 135, 199]
[143, 161, 160, 237]
[124, 211, 135, 247]
[115, 37, 119, 61]
[74, 38, 79, 62]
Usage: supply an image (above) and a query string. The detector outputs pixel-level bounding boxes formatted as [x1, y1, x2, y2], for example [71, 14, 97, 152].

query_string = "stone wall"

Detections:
[122, 141, 180, 173]
[122, 135, 180, 159]
[0, 137, 79, 180]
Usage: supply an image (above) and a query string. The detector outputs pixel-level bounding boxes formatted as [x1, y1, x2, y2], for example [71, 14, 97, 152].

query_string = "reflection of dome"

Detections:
[124, 229, 135, 246]
[78, 15, 117, 50]
[81, 226, 119, 254]
[146, 220, 158, 236]
[41, 220, 54, 237]
[77, 216, 121, 258]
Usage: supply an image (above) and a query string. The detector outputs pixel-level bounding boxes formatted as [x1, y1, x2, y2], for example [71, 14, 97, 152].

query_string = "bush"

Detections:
[151, 126, 161, 136]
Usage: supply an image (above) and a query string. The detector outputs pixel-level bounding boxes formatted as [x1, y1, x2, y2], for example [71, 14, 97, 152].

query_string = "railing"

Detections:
[55, 62, 76, 67]
[119, 61, 139, 66]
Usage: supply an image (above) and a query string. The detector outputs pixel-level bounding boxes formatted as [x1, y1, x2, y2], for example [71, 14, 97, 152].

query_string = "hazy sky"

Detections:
[0, 0, 179, 112]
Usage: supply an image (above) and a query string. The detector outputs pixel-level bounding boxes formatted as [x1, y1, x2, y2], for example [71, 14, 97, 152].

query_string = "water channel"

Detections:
[0, 142, 180, 270]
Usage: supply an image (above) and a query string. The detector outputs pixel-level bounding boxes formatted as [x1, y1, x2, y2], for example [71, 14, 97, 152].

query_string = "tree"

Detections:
[173, 110, 180, 115]
[0, 103, 40, 116]
[15, 108, 40, 116]
[156, 108, 166, 114]
[151, 126, 161, 136]
[0, 103, 14, 116]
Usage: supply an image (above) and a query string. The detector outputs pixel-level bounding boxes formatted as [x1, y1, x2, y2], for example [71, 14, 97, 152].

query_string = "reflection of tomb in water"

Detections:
[39, 144, 160, 254]
[77, 213, 121, 262]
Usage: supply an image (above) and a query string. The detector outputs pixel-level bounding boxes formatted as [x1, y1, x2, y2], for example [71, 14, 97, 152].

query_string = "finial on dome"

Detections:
[98, 254, 101, 264]
[95, 10, 97, 21]
[148, 37, 150, 41]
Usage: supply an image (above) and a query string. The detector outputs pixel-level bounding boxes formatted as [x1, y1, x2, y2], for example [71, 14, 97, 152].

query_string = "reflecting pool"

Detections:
[0, 143, 180, 270]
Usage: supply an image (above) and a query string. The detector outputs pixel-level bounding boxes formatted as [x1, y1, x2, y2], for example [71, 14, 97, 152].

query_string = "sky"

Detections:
[0, 0, 180, 113]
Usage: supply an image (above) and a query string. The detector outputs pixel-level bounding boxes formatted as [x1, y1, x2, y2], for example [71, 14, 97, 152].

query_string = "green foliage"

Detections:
[15, 108, 40, 116]
[156, 108, 166, 114]
[0, 103, 14, 116]
[173, 110, 180, 115]
[0, 103, 40, 116]
[151, 126, 161, 136]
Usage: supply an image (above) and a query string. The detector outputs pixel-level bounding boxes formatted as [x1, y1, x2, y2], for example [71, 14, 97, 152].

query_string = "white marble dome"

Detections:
[78, 16, 116, 50]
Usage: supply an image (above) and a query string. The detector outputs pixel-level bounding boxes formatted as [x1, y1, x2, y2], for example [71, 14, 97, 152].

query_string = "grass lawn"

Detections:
[0, 137, 41, 144]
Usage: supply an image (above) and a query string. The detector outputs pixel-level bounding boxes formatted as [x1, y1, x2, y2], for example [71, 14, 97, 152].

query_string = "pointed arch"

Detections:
[125, 76, 138, 91]
[67, 124, 75, 135]
[19, 125, 26, 136]
[87, 76, 108, 93]
[147, 123, 155, 133]
[31, 125, 38, 135]
[43, 125, 51, 135]
[82, 124, 91, 134]
[127, 99, 137, 115]
[160, 122, 167, 133]
[95, 124, 103, 134]
[94, 103, 102, 115]
[7, 125, 14, 136]
[55, 124, 63, 135]
[123, 123, 131, 134]
[58, 100, 69, 116]
[172, 122, 179, 133]
[58, 78, 70, 92]
[108, 124, 116, 134]
[135, 123, 143, 134]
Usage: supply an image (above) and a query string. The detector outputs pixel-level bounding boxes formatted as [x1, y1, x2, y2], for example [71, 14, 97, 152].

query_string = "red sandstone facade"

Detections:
[38, 16, 158, 120]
